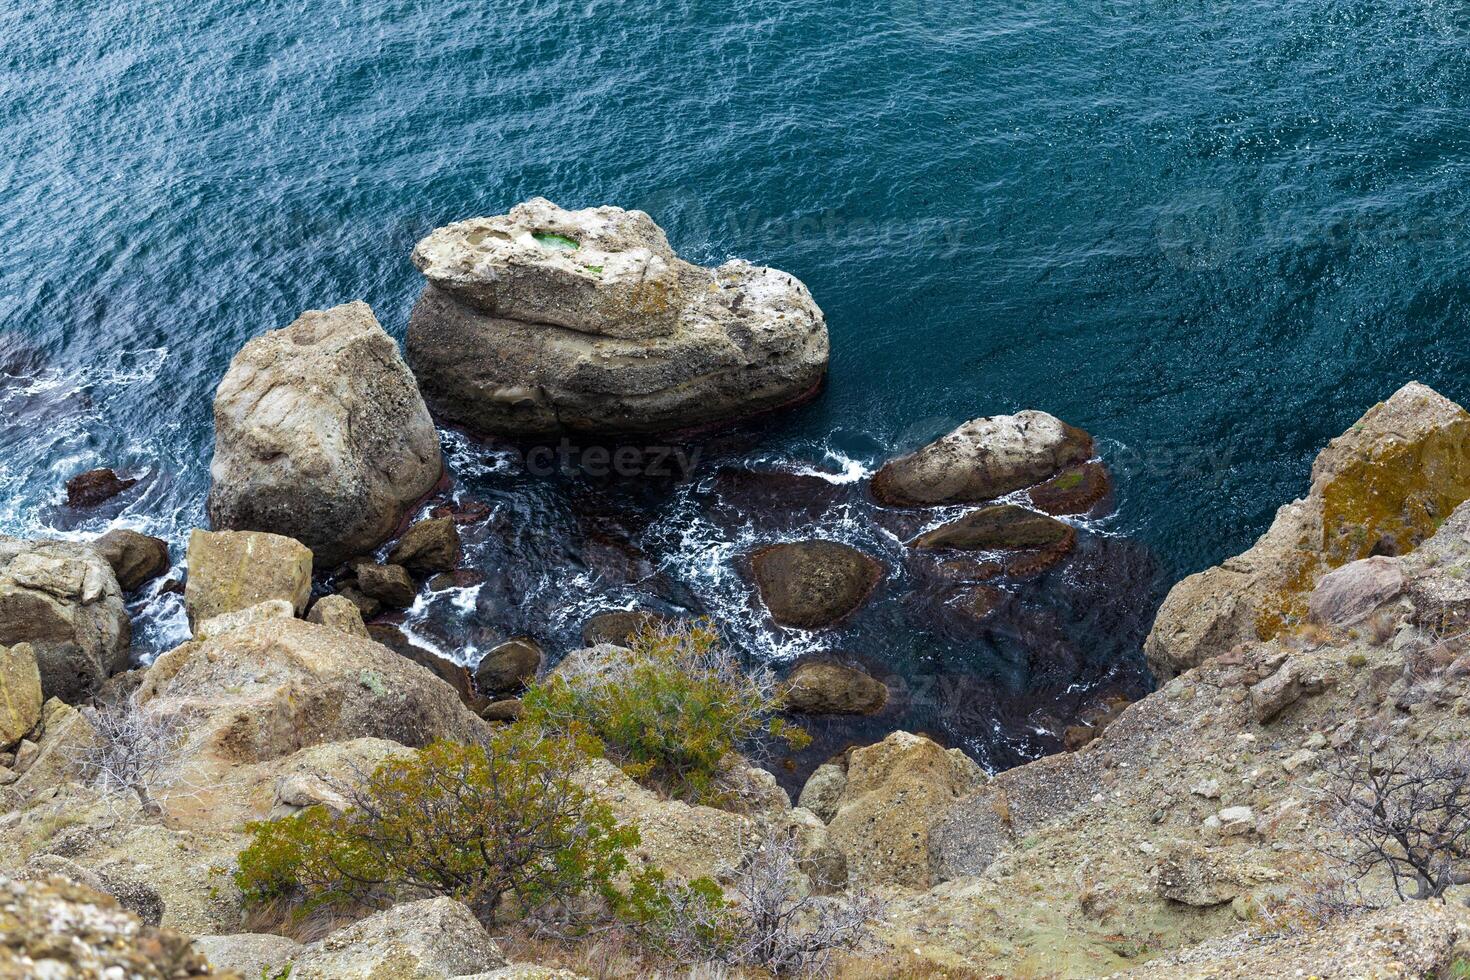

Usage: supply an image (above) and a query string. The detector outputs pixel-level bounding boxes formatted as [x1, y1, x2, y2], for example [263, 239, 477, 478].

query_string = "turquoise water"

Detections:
[5, 0, 1470, 768]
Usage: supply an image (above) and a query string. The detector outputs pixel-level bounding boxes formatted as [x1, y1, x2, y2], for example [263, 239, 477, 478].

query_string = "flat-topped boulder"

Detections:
[184, 529, 312, 628]
[207, 301, 442, 567]
[406, 198, 829, 436]
[910, 504, 1073, 551]
[872, 410, 1094, 507]
[0, 538, 130, 702]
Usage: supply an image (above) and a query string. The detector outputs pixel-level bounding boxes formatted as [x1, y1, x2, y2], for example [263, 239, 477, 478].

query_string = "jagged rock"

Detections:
[183, 529, 312, 628]
[828, 731, 985, 890]
[305, 594, 370, 638]
[797, 762, 848, 823]
[1153, 845, 1278, 908]
[20, 855, 164, 925]
[1028, 461, 1112, 515]
[910, 504, 1074, 551]
[194, 599, 295, 640]
[133, 618, 486, 828]
[389, 517, 462, 577]
[0, 537, 131, 702]
[1146, 383, 1470, 679]
[474, 638, 543, 696]
[65, 468, 138, 507]
[406, 198, 829, 436]
[0, 875, 219, 978]
[1308, 555, 1406, 628]
[1250, 660, 1319, 724]
[872, 411, 1094, 508]
[207, 301, 442, 568]
[750, 540, 883, 629]
[0, 642, 41, 749]
[2, 698, 96, 805]
[287, 897, 505, 979]
[782, 661, 888, 715]
[353, 560, 418, 608]
[92, 529, 170, 592]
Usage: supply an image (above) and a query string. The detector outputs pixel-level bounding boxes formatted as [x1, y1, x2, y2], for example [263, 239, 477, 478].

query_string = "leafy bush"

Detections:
[520, 620, 808, 803]
[234, 728, 637, 926]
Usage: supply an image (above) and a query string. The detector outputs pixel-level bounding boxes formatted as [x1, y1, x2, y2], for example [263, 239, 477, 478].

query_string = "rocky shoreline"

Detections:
[2, 200, 1468, 977]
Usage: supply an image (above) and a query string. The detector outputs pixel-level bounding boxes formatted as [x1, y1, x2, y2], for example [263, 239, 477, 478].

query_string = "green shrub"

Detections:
[520, 620, 809, 803]
[234, 729, 637, 925]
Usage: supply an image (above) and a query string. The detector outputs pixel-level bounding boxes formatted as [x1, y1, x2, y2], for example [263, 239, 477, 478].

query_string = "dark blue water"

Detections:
[5, 0, 1470, 768]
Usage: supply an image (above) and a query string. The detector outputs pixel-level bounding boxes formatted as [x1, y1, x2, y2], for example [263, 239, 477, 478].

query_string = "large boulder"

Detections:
[0, 875, 220, 978]
[207, 301, 443, 567]
[474, 638, 543, 696]
[92, 529, 170, 592]
[749, 540, 883, 629]
[1146, 383, 1470, 679]
[0, 642, 41, 748]
[872, 411, 1094, 507]
[405, 198, 829, 436]
[183, 529, 312, 628]
[0, 537, 130, 702]
[1307, 555, 1406, 628]
[827, 731, 985, 891]
[132, 617, 487, 828]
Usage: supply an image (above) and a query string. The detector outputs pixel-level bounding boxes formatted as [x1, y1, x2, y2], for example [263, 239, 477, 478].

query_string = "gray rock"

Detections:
[192, 934, 304, 978]
[195, 599, 295, 640]
[0, 538, 131, 703]
[1308, 556, 1406, 628]
[406, 198, 829, 437]
[207, 301, 442, 568]
[288, 896, 505, 979]
[872, 411, 1094, 508]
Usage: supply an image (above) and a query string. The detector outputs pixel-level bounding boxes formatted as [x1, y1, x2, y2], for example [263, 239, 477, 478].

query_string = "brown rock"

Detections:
[480, 698, 523, 723]
[911, 504, 1073, 551]
[474, 638, 543, 696]
[750, 540, 883, 629]
[782, 661, 888, 715]
[580, 609, 673, 647]
[306, 594, 370, 638]
[92, 529, 170, 592]
[0, 642, 42, 748]
[388, 517, 462, 577]
[353, 561, 418, 608]
[183, 529, 312, 628]
[367, 624, 483, 712]
[1027, 461, 1112, 515]
[65, 468, 139, 508]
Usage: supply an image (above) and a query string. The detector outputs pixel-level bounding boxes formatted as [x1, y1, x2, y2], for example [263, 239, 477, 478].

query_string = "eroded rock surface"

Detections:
[207, 301, 442, 567]
[406, 198, 829, 436]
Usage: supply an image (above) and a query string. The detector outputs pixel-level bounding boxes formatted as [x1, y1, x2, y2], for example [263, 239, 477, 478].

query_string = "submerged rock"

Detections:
[207, 301, 442, 568]
[406, 198, 829, 436]
[782, 660, 888, 715]
[0, 538, 130, 703]
[750, 540, 883, 629]
[1146, 382, 1470, 679]
[1027, 461, 1112, 515]
[183, 529, 311, 628]
[910, 504, 1073, 551]
[92, 529, 170, 592]
[65, 467, 138, 508]
[872, 410, 1094, 508]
